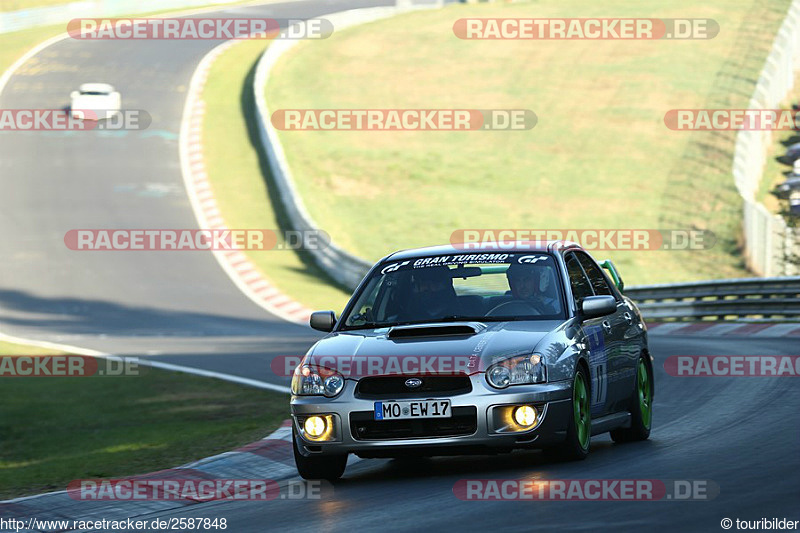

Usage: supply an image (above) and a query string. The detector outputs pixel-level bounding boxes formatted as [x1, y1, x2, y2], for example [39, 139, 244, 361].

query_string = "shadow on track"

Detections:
[0, 287, 313, 337]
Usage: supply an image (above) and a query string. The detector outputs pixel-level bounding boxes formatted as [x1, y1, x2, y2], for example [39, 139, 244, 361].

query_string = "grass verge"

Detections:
[0, 342, 287, 499]
[262, 0, 791, 285]
[1, 0, 80, 12]
[0, 24, 64, 78]
[0, 340, 62, 356]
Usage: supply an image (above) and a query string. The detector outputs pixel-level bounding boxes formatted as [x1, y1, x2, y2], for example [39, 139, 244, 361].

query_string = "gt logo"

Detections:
[381, 261, 409, 274]
[517, 255, 547, 264]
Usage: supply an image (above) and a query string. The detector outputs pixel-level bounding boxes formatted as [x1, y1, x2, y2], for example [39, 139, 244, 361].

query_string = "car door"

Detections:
[563, 252, 612, 417]
[574, 251, 634, 413]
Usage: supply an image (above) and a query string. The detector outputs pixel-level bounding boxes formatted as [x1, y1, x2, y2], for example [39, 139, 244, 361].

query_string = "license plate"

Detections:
[374, 399, 451, 420]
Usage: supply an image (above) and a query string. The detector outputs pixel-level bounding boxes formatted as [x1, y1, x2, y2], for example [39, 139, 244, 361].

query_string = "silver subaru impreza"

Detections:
[291, 241, 653, 480]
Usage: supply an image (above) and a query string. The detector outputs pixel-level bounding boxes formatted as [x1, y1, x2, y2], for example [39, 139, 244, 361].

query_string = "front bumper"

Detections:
[291, 375, 572, 457]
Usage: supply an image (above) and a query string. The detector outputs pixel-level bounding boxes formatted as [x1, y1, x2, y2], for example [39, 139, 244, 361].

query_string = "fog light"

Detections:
[513, 405, 537, 428]
[304, 416, 326, 438]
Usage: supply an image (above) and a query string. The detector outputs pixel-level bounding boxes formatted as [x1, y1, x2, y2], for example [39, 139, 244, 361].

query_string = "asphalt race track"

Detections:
[0, 0, 399, 385]
[118, 335, 798, 532]
[0, 1, 798, 531]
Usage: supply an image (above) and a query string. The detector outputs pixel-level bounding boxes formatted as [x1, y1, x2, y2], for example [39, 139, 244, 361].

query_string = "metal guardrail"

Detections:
[625, 277, 800, 320]
[252, 5, 435, 290]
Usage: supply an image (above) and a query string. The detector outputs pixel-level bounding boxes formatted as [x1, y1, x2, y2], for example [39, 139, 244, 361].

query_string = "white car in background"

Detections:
[69, 83, 121, 120]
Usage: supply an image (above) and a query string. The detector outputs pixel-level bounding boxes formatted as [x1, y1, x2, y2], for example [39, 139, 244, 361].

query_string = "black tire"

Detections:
[545, 364, 591, 461]
[610, 354, 653, 443]
[292, 428, 347, 481]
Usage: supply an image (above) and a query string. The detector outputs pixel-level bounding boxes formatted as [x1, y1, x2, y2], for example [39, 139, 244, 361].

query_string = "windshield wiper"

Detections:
[342, 320, 415, 330]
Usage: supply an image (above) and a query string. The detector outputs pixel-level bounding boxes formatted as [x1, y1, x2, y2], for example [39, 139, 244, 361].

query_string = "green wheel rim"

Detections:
[573, 371, 590, 450]
[637, 359, 652, 429]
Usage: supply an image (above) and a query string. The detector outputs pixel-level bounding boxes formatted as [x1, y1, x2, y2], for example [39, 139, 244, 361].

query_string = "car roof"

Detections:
[78, 83, 114, 93]
[383, 240, 584, 262]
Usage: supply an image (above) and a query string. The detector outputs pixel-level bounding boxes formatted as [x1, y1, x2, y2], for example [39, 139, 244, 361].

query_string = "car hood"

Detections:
[307, 320, 564, 377]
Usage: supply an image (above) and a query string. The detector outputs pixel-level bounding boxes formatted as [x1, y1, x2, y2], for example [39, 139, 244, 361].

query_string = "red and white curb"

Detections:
[648, 322, 800, 337]
[0, 418, 361, 528]
[0, 421, 304, 527]
[179, 40, 313, 326]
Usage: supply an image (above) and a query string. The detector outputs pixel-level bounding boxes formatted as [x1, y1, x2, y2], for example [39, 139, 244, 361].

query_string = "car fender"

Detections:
[536, 321, 589, 383]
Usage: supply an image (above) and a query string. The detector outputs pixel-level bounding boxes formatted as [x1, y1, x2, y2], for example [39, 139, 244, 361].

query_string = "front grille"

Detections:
[350, 406, 478, 440]
[355, 376, 472, 399]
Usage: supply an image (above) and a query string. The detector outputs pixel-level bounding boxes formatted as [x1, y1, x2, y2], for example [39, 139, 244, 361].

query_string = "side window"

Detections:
[564, 253, 594, 306]
[575, 252, 614, 297]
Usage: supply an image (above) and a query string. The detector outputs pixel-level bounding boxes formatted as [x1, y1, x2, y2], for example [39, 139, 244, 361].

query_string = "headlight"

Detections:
[298, 414, 337, 442]
[324, 374, 344, 396]
[486, 354, 545, 388]
[513, 405, 537, 427]
[291, 365, 345, 397]
[304, 416, 327, 437]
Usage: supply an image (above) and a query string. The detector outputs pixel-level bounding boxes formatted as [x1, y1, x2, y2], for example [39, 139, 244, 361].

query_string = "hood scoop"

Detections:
[387, 323, 482, 339]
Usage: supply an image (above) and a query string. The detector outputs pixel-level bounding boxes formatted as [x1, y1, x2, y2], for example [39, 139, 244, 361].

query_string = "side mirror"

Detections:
[581, 295, 617, 319]
[310, 310, 336, 332]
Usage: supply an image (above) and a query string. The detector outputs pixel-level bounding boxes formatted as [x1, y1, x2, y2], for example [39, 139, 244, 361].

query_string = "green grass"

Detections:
[0, 24, 64, 77]
[0, 340, 63, 356]
[0, 0, 266, 12]
[261, 0, 791, 286]
[202, 39, 353, 312]
[0, 0, 72, 12]
[0, 364, 288, 499]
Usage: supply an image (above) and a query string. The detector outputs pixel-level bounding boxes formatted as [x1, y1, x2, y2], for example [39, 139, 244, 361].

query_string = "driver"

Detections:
[405, 266, 458, 320]
[506, 263, 558, 315]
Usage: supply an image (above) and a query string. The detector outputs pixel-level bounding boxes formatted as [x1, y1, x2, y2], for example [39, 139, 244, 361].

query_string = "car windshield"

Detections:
[80, 90, 109, 95]
[340, 252, 566, 330]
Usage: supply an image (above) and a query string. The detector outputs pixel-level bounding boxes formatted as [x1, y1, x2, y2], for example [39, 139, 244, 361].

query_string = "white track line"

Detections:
[0, 331, 290, 393]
